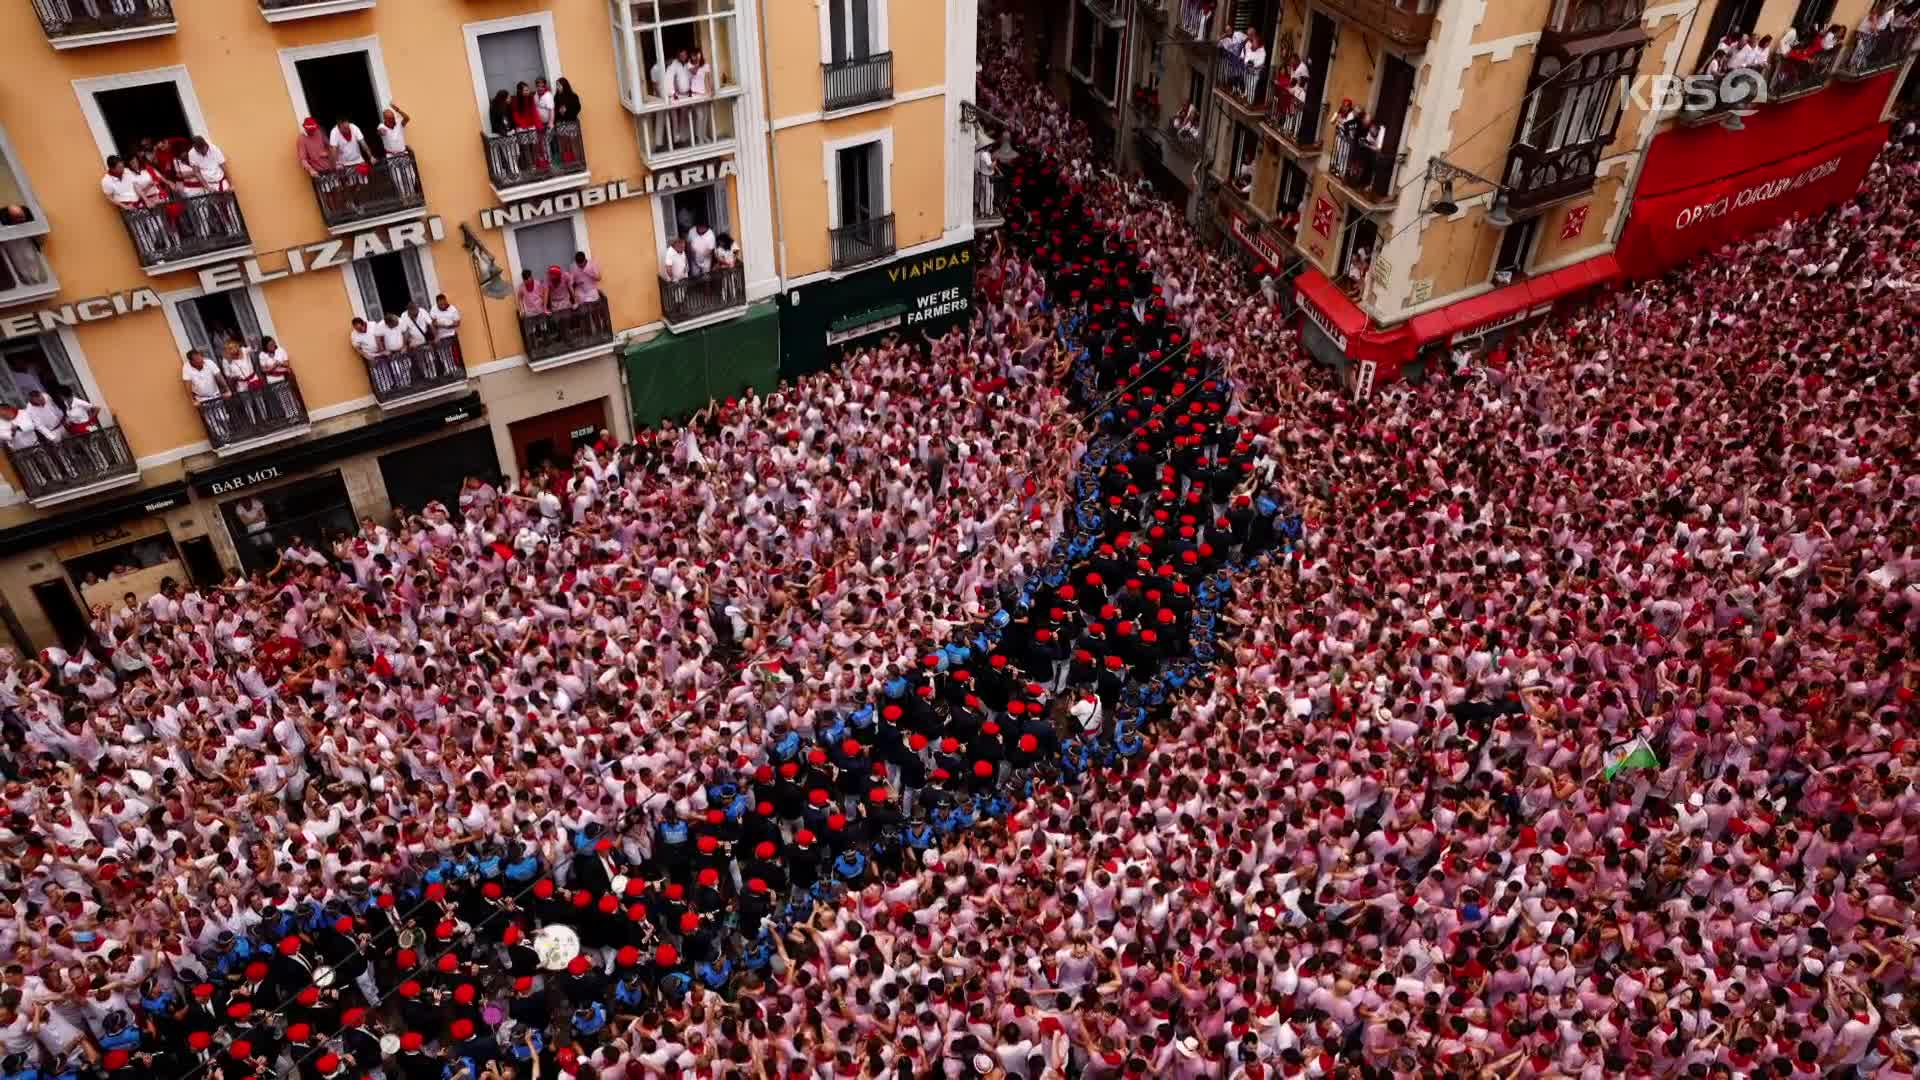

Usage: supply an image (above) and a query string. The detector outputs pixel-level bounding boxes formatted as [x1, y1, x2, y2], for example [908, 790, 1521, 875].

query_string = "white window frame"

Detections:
[822, 129, 894, 229]
[72, 66, 215, 164]
[650, 175, 736, 251]
[160, 283, 281, 361]
[818, 0, 889, 63]
[0, 328, 116, 426]
[1493, 217, 1541, 282]
[339, 246, 445, 325]
[0, 239, 58, 309]
[460, 12, 565, 134]
[501, 213, 592, 286]
[275, 36, 397, 131]
[0, 126, 51, 245]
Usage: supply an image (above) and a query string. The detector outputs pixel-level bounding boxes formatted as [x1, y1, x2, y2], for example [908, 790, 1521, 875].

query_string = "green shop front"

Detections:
[623, 302, 781, 428]
[777, 240, 977, 378]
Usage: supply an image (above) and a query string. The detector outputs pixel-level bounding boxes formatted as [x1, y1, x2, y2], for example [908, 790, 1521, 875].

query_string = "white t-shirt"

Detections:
[349, 328, 381, 360]
[661, 246, 689, 281]
[429, 303, 462, 340]
[669, 60, 691, 97]
[25, 400, 64, 441]
[0, 415, 38, 450]
[100, 170, 154, 209]
[377, 120, 407, 155]
[375, 320, 420, 353]
[187, 143, 228, 187]
[257, 345, 290, 382]
[536, 90, 555, 127]
[690, 63, 711, 95]
[181, 362, 224, 401]
[329, 125, 369, 167]
[221, 351, 258, 383]
[687, 228, 717, 274]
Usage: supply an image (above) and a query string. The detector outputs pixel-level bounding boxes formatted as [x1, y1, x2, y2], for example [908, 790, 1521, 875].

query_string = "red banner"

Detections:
[1618, 71, 1897, 278]
[1618, 123, 1887, 277]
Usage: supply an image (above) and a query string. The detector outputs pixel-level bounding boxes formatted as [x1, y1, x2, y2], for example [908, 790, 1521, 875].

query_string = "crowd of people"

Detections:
[7, 6, 1920, 1080]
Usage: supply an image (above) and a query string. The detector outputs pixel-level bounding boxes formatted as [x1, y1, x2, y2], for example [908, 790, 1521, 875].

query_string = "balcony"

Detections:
[519, 295, 614, 371]
[1264, 98, 1328, 154]
[121, 193, 251, 275]
[1502, 141, 1603, 213]
[830, 214, 896, 271]
[823, 52, 894, 112]
[1316, 0, 1436, 49]
[1215, 51, 1268, 115]
[1839, 25, 1916, 79]
[1176, 0, 1212, 41]
[258, 0, 375, 21]
[1328, 124, 1403, 208]
[639, 96, 738, 169]
[311, 154, 426, 234]
[197, 374, 311, 455]
[361, 339, 468, 408]
[483, 122, 589, 199]
[1767, 44, 1842, 101]
[7, 427, 140, 507]
[975, 170, 1004, 230]
[659, 265, 746, 329]
[1161, 119, 1205, 162]
[32, 0, 176, 48]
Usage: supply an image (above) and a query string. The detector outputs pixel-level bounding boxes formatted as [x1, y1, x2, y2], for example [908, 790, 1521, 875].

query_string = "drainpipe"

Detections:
[759, 0, 791, 288]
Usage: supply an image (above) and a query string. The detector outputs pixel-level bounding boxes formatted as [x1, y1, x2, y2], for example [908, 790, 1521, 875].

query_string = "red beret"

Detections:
[974, 760, 994, 777]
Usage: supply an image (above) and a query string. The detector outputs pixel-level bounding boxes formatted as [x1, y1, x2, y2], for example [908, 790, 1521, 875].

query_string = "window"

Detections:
[1517, 48, 1634, 152]
[1789, 0, 1836, 35]
[0, 127, 51, 247]
[0, 335, 88, 412]
[1551, 0, 1643, 34]
[1094, 23, 1124, 102]
[282, 42, 392, 152]
[826, 0, 882, 62]
[176, 289, 267, 357]
[1276, 159, 1309, 213]
[1070, 3, 1096, 80]
[1187, 70, 1207, 110]
[75, 69, 210, 168]
[834, 141, 884, 226]
[637, 95, 737, 161]
[511, 219, 583, 282]
[350, 248, 433, 324]
[1493, 218, 1540, 281]
[659, 181, 732, 244]
[0, 239, 55, 305]
[1338, 212, 1378, 284]
[1695, 0, 1764, 68]
[623, 0, 740, 111]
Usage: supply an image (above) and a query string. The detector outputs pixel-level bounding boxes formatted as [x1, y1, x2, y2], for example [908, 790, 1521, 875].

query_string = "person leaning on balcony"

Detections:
[257, 336, 290, 385]
[377, 104, 412, 158]
[349, 317, 381, 363]
[0, 405, 37, 452]
[568, 252, 602, 305]
[554, 78, 582, 125]
[60, 394, 101, 438]
[544, 265, 576, 317]
[687, 222, 717, 276]
[21, 392, 65, 445]
[714, 232, 741, 304]
[429, 294, 463, 351]
[1242, 31, 1266, 100]
[186, 136, 232, 193]
[179, 350, 226, 404]
[489, 91, 516, 137]
[98, 157, 158, 214]
[376, 311, 425, 355]
[295, 117, 334, 178]
[517, 268, 550, 321]
[661, 236, 690, 284]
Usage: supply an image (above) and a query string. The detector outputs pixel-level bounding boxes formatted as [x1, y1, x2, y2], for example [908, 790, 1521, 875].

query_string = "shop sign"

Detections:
[1298, 293, 1348, 353]
[0, 217, 447, 342]
[1450, 308, 1528, 345]
[1229, 217, 1288, 267]
[478, 159, 738, 230]
[208, 466, 284, 497]
[1353, 359, 1377, 400]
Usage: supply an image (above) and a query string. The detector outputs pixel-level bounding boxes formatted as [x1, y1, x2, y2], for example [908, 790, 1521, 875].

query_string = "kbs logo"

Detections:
[1618, 67, 1770, 115]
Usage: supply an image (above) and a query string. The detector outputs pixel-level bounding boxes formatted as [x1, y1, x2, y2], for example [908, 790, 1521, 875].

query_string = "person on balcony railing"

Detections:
[294, 117, 336, 212]
[429, 293, 463, 362]
[661, 235, 691, 285]
[689, 50, 715, 141]
[555, 78, 583, 127]
[327, 117, 376, 216]
[687, 222, 718, 277]
[1241, 31, 1267, 102]
[179, 349, 226, 408]
[376, 104, 414, 197]
[488, 91, 516, 138]
[568, 252, 603, 307]
[99, 157, 170, 256]
[544, 266, 577, 326]
[509, 82, 550, 173]
[713, 233, 741, 304]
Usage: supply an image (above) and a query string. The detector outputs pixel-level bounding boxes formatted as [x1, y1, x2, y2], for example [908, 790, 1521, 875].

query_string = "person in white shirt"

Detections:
[688, 51, 713, 139]
[21, 392, 64, 446]
[661, 236, 690, 283]
[376, 312, 424, 355]
[1241, 32, 1267, 101]
[328, 119, 374, 215]
[99, 157, 170, 255]
[180, 350, 225, 403]
[185, 136, 232, 192]
[534, 80, 555, 128]
[668, 50, 693, 143]
[377, 104, 411, 156]
[429, 294, 463, 353]
[712, 231, 741, 302]
[687, 223, 717, 276]
[61, 395, 101, 436]
[567, 254, 602, 305]
[256, 336, 291, 384]
[348, 317, 382, 362]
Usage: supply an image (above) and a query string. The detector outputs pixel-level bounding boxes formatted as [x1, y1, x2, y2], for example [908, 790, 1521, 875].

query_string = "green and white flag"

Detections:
[1604, 737, 1660, 781]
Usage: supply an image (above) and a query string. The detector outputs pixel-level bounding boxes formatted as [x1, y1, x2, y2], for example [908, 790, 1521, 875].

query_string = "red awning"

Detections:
[1292, 270, 1417, 363]
[1407, 254, 1621, 345]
